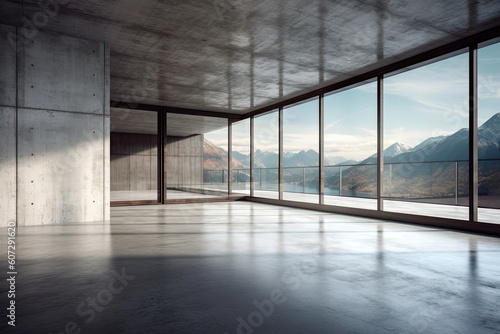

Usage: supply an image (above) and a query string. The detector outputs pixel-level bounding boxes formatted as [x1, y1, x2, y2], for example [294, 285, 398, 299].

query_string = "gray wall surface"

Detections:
[0, 24, 110, 226]
[0, 107, 16, 225]
[110, 132, 157, 191]
[166, 135, 204, 189]
[110, 133, 203, 192]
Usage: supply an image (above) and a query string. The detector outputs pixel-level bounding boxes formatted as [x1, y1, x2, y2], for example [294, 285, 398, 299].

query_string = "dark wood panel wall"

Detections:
[111, 132, 157, 191]
[166, 135, 204, 188]
[111, 132, 204, 191]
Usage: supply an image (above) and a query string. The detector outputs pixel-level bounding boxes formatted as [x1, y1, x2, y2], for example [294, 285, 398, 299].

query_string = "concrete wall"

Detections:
[110, 132, 157, 191]
[0, 106, 16, 225]
[0, 24, 17, 226]
[0, 24, 110, 226]
[166, 135, 204, 188]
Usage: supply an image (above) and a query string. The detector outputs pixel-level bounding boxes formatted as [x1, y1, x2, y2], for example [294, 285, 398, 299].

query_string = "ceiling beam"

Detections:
[110, 101, 243, 120]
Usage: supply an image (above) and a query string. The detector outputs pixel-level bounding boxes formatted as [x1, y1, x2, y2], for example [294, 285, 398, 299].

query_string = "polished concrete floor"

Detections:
[111, 189, 499, 225]
[255, 190, 499, 224]
[3, 202, 500, 333]
[111, 190, 223, 201]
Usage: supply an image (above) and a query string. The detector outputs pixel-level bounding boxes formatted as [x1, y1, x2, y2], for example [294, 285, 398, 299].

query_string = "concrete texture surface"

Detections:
[2, 27, 111, 226]
[110, 132, 157, 192]
[110, 155, 130, 192]
[167, 135, 204, 189]
[17, 109, 105, 225]
[111, 108, 158, 135]
[0, 107, 16, 226]
[0, 24, 16, 107]
[110, 109, 231, 137]
[2, 202, 500, 333]
[104, 115, 110, 221]
[17, 30, 105, 114]
[2, 1, 500, 113]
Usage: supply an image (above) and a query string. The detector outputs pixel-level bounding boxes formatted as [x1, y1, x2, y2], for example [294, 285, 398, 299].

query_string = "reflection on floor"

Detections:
[111, 190, 158, 201]
[254, 190, 499, 224]
[5, 202, 500, 333]
[166, 189, 222, 200]
[384, 200, 499, 224]
[111, 189, 225, 201]
[111, 190, 498, 224]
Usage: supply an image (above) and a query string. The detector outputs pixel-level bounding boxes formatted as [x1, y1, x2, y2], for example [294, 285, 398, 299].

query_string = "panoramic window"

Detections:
[283, 98, 319, 204]
[478, 40, 500, 224]
[253, 110, 279, 199]
[203, 122, 229, 197]
[324, 81, 378, 210]
[383, 52, 469, 220]
[165, 114, 227, 201]
[231, 119, 250, 195]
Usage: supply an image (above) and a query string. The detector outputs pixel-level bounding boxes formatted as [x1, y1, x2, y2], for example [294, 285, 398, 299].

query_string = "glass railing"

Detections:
[253, 168, 279, 191]
[383, 160, 469, 206]
[324, 164, 377, 198]
[202, 169, 228, 192]
[203, 158, 500, 209]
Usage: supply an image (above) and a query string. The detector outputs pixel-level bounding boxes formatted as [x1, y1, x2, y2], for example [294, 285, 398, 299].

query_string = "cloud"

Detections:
[357, 127, 377, 137]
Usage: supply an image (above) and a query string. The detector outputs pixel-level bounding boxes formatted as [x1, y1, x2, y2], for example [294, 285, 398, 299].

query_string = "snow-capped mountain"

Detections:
[479, 113, 500, 159]
[208, 112, 500, 171]
[411, 135, 446, 152]
[326, 156, 349, 165]
[384, 142, 413, 157]
[391, 112, 500, 163]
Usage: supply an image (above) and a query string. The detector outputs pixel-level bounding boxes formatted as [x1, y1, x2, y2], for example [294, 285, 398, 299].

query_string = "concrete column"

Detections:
[0, 23, 110, 226]
[0, 24, 17, 226]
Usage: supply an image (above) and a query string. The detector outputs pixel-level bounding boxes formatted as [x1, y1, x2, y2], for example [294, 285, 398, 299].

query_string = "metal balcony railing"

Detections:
[203, 158, 500, 208]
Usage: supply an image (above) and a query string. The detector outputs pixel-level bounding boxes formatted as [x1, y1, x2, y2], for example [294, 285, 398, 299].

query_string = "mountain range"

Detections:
[336, 113, 500, 199]
[205, 112, 500, 170]
[388, 112, 500, 163]
[203, 140, 246, 170]
[209, 147, 350, 170]
[203, 113, 499, 201]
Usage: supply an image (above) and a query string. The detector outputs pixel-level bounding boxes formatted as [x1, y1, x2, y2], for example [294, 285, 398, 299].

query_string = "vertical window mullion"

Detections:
[377, 75, 384, 211]
[469, 44, 479, 222]
[319, 95, 325, 205]
[279, 107, 284, 200]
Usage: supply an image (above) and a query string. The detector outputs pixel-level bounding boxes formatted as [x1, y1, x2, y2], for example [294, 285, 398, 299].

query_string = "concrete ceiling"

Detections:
[111, 108, 157, 135]
[2, 0, 500, 115]
[111, 107, 227, 136]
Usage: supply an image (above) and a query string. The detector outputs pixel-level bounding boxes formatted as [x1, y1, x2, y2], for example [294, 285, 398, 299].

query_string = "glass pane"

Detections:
[283, 99, 319, 203]
[166, 114, 227, 200]
[324, 81, 378, 210]
[204, 124, 229, 197]
[110, 109, 158, 202]
[478, 41, 500, 224]
[383, 53, 470, 220]
[254, 111, 279, 199]
[231, 119, 251, 195]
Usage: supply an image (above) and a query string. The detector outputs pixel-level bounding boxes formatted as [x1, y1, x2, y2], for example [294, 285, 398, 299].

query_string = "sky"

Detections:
[205, 42, 500, 162]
